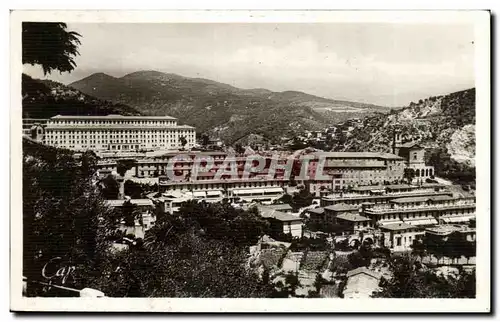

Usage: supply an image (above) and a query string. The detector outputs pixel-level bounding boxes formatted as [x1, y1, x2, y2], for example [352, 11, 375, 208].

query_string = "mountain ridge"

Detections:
[22, 73, 141, 119]
[69, 70, 393, 144]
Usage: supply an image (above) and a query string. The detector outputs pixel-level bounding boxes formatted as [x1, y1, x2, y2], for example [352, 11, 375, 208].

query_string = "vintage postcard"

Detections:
[10, 10, 490, 312]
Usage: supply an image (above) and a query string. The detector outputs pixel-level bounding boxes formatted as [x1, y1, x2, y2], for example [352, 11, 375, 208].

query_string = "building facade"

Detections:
[43, 115, 196, 152]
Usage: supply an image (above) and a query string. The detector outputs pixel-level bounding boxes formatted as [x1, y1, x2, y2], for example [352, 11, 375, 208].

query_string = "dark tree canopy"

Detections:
[22, 22, 82, 75]
[22, 139, 115, 294]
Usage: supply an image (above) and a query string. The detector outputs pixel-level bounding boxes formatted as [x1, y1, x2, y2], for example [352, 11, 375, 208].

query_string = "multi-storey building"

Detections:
[320, 183, 452, 207]
[364, 195, 476, 227]
[43, 115, 196, 152]
[304, 151, 407, 196]
[392, 133, 435, 183]
[22, 118, 48, 137]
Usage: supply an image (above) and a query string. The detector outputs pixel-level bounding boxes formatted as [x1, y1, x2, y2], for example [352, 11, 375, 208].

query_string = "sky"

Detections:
[23, 23, 475, 107]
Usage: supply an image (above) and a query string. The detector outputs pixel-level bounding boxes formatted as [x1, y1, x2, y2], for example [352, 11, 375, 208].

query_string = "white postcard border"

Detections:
[9, 9, 491, 312]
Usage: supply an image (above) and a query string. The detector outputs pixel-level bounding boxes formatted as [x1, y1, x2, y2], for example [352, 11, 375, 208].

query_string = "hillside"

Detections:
[342, 88, 476, 184]
[69, 71, 392, 144]
[22, 74, 141, 119]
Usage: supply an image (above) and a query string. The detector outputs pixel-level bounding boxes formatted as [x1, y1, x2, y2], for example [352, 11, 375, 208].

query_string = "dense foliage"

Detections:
[23, 139, 274, 297]
[22, 74, 140, 119]
[22, 139, 115, 294]
[342, 88, 476, 184]
[374, 255, 475, 298]
[22, 22, 81, 75]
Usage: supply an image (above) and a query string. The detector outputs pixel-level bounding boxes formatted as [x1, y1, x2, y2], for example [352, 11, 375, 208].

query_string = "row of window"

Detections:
[165, 182, 284, 191]
[49, 120, 177, 126]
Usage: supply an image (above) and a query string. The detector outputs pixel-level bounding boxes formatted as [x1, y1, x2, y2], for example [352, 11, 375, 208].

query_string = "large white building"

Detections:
[43, 115, 196, 152]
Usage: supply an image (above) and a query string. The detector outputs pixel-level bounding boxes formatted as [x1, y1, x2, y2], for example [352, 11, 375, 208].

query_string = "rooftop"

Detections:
[352, 185, 385, 192]
[398, 141, 423, 149]
[379, 222, 416, 231]
[106, 199, 154, 207]
[312, 151, 404, 160]
[259, 208, 301, 222]
[336, 213, 370, 222]
[384, 184, 419, 190]
[259, 204, 293, 211]
[308, 207, 325, 215]
[45, 125, 195, 130]
[346, 267, 383, 280]
[425, 224, 475, 235]
[51, 114, 177, 120]
[390, 195, 460, 204]
[324, 203, 359, 212]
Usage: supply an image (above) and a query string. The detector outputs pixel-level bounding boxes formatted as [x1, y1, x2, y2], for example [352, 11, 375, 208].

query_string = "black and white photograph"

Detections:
[10, 10, 491, 312]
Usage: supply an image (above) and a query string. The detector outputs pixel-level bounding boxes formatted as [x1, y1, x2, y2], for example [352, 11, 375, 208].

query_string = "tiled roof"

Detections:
[391, 195, 458, 204]
[390, 196, 432, 203]
[324, 203, 359, 212]
[308, 207, 325, 215]
[259, 208, 301, 222]
[399, 142, 423, 149]
[336, 213, 370, 222]
[346, 267, 382, 280]
[261, 204, 293, 211]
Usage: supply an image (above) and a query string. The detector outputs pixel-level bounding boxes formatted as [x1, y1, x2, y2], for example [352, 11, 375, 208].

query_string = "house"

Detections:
[324, 203, 359, 224]
[106, 198, 156, 238]
[307, 207, 326, 225]
[335, 213, 373, 234]
[259, 207, 303, 238]
[343, 267, 383, 299]
[259, 204, 293, 213]
[379, 222, 424, 252]
[425, 224, 476, 243]
[392, 136, 435, 182]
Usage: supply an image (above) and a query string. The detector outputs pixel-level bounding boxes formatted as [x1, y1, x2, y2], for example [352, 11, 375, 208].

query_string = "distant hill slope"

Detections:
[343, 88, 475, 184]
[22, 74, 141, 119]
[69, 70, 392, 144]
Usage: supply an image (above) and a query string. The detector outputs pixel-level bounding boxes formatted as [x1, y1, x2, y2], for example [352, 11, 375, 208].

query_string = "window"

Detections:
[396, 237, 402, 246]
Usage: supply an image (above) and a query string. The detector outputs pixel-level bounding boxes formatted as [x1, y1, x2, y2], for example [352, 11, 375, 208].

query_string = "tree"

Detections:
[100, 174, 120, 199]
[179, 136, 188, 149]
[122, 200, 142, 227]
[234, 143, 245, 155]
[124, 180, 145, 199]
[403, 168, 416, 184]
[347, 250, 371, 269]
[86, 231, 275, 298]
[272, 272, 301, 297]
[22, 22, 82, 75]
[116, 159, 136, 177]
[373, 254, 476, 298]
[22, 139, 115, 295]
[173, 201, 270, 247]
[290, 189, 314, 211]
[201, 134, 210, 147]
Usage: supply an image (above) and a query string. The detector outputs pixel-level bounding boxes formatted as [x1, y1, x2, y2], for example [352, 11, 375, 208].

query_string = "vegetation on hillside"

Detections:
[69, 71, 393, 144]
[342, 89, 476, 184]
[23, 138, 275, 297]
[22, 74, 141, 119]
[373, 255, 475, 298]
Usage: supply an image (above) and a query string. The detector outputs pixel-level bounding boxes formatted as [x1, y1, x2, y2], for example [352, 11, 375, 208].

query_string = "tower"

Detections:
[392, 129, 402, 155]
